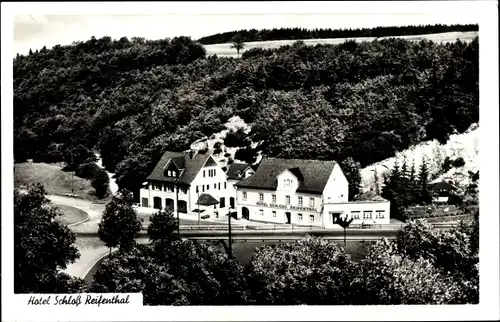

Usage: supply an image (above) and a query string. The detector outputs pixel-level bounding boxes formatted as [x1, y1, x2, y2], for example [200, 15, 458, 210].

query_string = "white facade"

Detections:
[323, 200, 391, 228]
[235, 162, 391, 227]
[139, 155, 231, 215]
[140, 154, 391, 226]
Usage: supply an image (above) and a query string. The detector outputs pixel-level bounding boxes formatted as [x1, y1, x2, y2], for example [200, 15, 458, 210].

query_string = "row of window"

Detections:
[196, 182, 227, 193]
[165, 170, 178, 177]
[351, 210, 386, 219]
[258, 209, 315, 222]
[203, 169, 217, 178]
[249, 192, 315, 207]
[151, 183, 187, 194]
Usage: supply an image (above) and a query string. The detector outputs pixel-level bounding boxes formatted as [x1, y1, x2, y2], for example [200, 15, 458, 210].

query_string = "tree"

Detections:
[91, 241, 250, 305]
[148, 240, 250, 305]
[246, 235, 358, 305]
[90, 245, 156, 293]
[98, 189, 142, 251]
[340, 157, 362, 201]
[230, 34, 245, 58]
[332, 213, 354, 246]
[394, 219, 479, 303]
[91, 169, 109, 198]
[373, 168, 381, 195]
[147, 208, 180, 245]
[381, 160, 406, 218]
[417, 157, 432, 204]
[358, 239, 463, 304]
[14, 184, 85, 293]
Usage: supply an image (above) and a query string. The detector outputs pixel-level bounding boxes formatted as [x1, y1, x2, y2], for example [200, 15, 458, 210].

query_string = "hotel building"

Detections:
[140, 151, 390, 226]
[139, 150, 230, 214]
[234, 158, 390, 227]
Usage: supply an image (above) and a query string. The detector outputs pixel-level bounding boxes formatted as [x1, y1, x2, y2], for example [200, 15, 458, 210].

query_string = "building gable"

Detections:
[235, 158, 337, 194]
[203, 156, 218, 168]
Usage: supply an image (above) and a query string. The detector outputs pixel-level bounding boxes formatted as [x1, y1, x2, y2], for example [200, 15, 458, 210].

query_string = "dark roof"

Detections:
[235, 158, 337, 194]
[429, 181, 457, 191]
[226, 162, 251, 180]
[196, 193, 219, 206]
[146, 151, 214, 185]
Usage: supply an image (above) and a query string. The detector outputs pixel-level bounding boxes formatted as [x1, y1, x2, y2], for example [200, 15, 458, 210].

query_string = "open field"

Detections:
[54, 204, 89, 226]
[14, 162, 110, 201]
[205, 31, 478, 58]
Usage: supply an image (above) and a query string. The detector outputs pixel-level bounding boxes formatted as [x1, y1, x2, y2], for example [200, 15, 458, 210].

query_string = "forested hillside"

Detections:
[198, 24, 478, 44]
[14, 34, 479, 199]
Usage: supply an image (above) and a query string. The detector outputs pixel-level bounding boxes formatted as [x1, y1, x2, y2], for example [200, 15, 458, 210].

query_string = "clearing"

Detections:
[205, 31, 478, 58]
[14, 162, 109, 201]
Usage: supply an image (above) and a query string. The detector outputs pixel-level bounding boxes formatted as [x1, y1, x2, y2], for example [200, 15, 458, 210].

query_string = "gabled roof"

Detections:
[146, 151, 215, 185]
[235, 158, 338, 194]
[226, 162, 251, 180]
[196, 193, 219, 206]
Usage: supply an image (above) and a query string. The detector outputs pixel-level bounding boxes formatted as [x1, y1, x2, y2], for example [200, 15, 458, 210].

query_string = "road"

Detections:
[51, 194, 457, 279]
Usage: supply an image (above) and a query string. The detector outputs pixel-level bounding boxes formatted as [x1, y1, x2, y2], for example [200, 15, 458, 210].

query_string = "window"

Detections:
[298, 196, 303, 206]
[214, 183, 216, 189]
[220, 197, 225, 208]
[206, 184, 210, 191]
[298, 213, 303, 221]
[376, 211, 385, 219]
[272, 211, 277, 218]
[284, 179, 292, 187]
[218, 183, 221, 190]
[196, 186, 199, 193]
[259, 193, 264, 202]
[309, 198, 315, 207]
[141, 198, 148, 207]
[172, 171, 177, 178]
[272, 194, 276, 203]
[203, 170, 206, 178]
[167, 170, 171, 177]
[243, 192, 247, 201]
[213, 169, 216, 177]
[363, 211, 373, 219]
[309, 215, 314, 223]
[259, 209, 264, 216]
[351, 211, 360, 219]
[286, 195, 290, 205]
[202, 185, 205, 192]
[224, 182, 227, 189]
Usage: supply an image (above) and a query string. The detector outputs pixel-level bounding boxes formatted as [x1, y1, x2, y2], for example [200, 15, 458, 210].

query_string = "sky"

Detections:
[9, 1, 484, 56]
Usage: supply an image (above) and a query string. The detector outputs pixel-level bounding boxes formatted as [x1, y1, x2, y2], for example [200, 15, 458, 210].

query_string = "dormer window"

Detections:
[284, 179, 292, 187]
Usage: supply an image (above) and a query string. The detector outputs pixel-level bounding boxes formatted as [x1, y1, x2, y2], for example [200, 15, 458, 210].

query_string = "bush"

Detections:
[234, 147, 258, 164]
[448, 193, 463, 206]
[452, 157, 465, 168]
[75, 162, 100, 179]
[92, 170, 109, 199]
[224, 129, 250, 148]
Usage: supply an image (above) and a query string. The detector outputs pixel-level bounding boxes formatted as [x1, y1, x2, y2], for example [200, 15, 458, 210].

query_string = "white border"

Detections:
[2, 1, 499, 321]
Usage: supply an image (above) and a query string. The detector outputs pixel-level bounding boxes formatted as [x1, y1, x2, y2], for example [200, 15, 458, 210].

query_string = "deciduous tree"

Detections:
[98, 189, 142, 250]
[246, 235, 358, 305]
[14, 184, 85, 293]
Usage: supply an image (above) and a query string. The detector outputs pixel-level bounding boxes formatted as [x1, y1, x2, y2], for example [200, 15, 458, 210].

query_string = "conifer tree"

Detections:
[417, 157, 432, 204]
[373, 168, 381, 195]
[409, 160, 417, 204]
